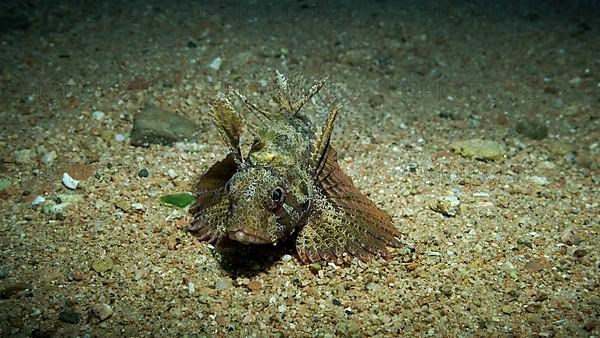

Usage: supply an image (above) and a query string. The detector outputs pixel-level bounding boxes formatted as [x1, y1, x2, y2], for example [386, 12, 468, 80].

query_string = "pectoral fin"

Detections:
[296, 147, 401, 263]
[189, 154, 237, 243]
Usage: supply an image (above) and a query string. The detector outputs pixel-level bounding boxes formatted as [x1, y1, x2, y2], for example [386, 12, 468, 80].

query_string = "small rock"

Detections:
[91, 303, 113, 321]
[247, 280, 262, 292]
[91, 257, 113, 273]
[516, 120, 548, 140]
[92, 111, 105, 120]
[59, 309, 80, 324]
[130, 104, 198, 146]
[114, 133, 126, 142]
[114, 200, 131, 213]
[167, 169, 178, 179]
[214, 278, 231, 290]
[561, 226, 581, 245]
[430, 193, 460, 217]
[308, 263, 321, 273]
[450, 139, 506, 161]
[528, 176, 550, 186]
[525, 258, 549, 273]
[138, 168, 149, 178]
[14, 149, 35, 164]
[31, 195, 45, 205]
[41, 151, 57, 165]
[568, 76, 581, 85]
[208, 57, 222, 71]
[281, 254, 292, 262]
[501, 304, 513, 314]
[62, 172, 79, 189]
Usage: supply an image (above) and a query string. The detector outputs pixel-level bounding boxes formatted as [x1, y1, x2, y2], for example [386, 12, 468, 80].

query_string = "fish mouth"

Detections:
[228, 230, 271, 245]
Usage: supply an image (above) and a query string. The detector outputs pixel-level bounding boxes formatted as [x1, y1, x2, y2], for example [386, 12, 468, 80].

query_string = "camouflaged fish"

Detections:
[189, 71, 401, 263]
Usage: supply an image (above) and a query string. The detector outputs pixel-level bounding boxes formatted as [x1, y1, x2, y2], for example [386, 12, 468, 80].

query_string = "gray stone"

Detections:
[130, 105, 198, 146]
[91, 303, 113, 321]
[59, 309, 80, 324]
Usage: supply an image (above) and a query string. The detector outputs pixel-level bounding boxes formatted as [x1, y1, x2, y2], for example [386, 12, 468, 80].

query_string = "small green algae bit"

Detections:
[160, 193, 195, 208]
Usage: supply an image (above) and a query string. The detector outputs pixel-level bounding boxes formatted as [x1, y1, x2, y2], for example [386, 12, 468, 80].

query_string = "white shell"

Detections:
[62, 172, 79, 190]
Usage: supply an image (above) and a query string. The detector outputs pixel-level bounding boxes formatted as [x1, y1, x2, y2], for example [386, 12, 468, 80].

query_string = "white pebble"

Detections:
[167, 169, 178, 179]
[62, 173, 79, 190]
[281, 254, 292, 262]
[92, 111, 105, 120]
[529, 176, 550, 186]
[114, 133, 126, 142]
[208, 57, 222, 71]
[131, 203, 145, 211]
[188, 282, 195, 295]
[31, 195, 46, 205]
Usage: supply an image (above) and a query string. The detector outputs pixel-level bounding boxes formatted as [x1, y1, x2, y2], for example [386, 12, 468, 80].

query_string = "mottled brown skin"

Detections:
[189, 72, 401, 263]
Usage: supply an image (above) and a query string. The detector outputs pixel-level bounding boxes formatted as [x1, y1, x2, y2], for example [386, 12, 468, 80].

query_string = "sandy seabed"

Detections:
[0, 1, 598, 337]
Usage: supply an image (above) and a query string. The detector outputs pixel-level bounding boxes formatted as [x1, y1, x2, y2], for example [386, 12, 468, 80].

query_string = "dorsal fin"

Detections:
[209, 93, 243, 161]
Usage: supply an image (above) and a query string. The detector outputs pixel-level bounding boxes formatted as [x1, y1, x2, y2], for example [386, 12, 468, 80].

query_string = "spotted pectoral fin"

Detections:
[189, 154, 236, 243]
[296, 147, 401, 263]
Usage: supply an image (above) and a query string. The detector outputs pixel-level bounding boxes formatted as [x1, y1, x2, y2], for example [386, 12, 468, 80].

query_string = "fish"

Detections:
[189, 71, 401, 263]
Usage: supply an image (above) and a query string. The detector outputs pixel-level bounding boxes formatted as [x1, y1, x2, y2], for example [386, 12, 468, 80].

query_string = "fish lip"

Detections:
[228, 230, 271, 244]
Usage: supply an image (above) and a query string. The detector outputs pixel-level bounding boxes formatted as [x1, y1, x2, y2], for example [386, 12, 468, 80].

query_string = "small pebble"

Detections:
[115, 133, 126, 142]
[62, 172, 79, 190]
[430, 193, 461, 217]
[31, 195, 46, 205]
[167, 169, 178, 179]
[91, 303, 113, 321]
[281, 254, 292, 262]
[41, 151, 57, 165]
[91, 257, 113, 273]
[138, 168, 149, 178]
[215, 278, 231, 290]
[561, 226, 581, 245]
[247, 280, 262, 292]
[92, 111, 105, 120]
[308, 263, 321, 273]
[528, 176, 550, 186]
[131, 203, 145, 211]
[208, 57, 222, 71]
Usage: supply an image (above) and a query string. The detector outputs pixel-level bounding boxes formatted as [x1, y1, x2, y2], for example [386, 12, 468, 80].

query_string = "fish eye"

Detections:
[270, 186, 286, 204]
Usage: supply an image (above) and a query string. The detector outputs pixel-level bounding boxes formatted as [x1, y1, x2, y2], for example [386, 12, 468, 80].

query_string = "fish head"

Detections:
[223, 164, 310, 245]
